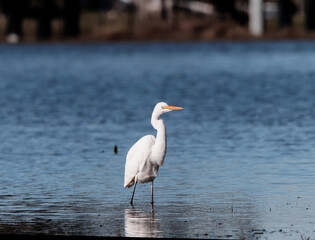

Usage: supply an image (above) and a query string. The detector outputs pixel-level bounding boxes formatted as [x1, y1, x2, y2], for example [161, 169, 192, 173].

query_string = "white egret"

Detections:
[124, 102, 183, 205]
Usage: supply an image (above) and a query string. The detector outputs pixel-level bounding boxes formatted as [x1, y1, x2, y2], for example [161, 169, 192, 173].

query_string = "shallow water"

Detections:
[1, 41, 315, 239]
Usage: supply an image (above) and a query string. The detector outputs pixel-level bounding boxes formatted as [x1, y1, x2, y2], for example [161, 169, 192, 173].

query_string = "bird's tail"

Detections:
[124, 178, 134, 188]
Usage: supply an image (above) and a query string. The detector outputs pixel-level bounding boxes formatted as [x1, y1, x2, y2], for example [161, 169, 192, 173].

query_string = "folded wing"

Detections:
[124, 135, 155, 188]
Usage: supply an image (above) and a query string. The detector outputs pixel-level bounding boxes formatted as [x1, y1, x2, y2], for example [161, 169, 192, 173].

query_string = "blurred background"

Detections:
[0, 0, 314, 43]
[2, 1, 315, 239]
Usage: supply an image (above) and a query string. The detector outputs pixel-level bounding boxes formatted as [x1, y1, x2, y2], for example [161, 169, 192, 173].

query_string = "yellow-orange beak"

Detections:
[162, 105, 183, 110]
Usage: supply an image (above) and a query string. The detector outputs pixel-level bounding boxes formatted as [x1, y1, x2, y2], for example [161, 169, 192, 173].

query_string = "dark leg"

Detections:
[150, 181, 154, 205]
[130, 181, 137, 206]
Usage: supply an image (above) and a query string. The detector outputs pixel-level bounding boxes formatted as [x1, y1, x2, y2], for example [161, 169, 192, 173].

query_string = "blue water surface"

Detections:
[0, 41, 315, 239]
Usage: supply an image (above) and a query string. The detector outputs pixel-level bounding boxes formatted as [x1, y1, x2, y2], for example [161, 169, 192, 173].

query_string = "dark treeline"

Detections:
[0, 0, 314, 42]
[1, 0, 85, 39]
[0, 0, 138, 41]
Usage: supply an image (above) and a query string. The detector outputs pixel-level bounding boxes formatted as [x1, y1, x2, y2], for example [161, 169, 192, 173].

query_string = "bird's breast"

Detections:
[150, 142, 166, 166]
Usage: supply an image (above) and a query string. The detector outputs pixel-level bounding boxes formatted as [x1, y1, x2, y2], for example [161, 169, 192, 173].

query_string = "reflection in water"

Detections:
[124, 208, 163, 237]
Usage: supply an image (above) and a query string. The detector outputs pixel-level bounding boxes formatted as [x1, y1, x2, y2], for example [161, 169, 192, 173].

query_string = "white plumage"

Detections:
[124, 102, 183, 205]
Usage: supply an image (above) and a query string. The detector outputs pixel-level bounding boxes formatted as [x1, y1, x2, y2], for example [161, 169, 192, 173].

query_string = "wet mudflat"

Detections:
[1, 42, 315, 239]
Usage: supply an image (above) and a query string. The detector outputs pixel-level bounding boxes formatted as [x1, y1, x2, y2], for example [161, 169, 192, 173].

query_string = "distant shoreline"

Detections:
[1, 35, 315, 45]
[1, 13, 315, 44]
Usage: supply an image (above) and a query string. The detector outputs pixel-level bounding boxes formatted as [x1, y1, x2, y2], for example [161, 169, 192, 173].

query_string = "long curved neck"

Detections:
[153, 120, 166, 146]
[151, 112, 166, 145]
[151, 112, 167, 166]
[151, 110, 161, 130]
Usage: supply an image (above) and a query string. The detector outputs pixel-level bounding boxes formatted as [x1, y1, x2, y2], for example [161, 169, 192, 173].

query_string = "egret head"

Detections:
[151, 102, 183, 126]
[154, 102, 183, 115]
